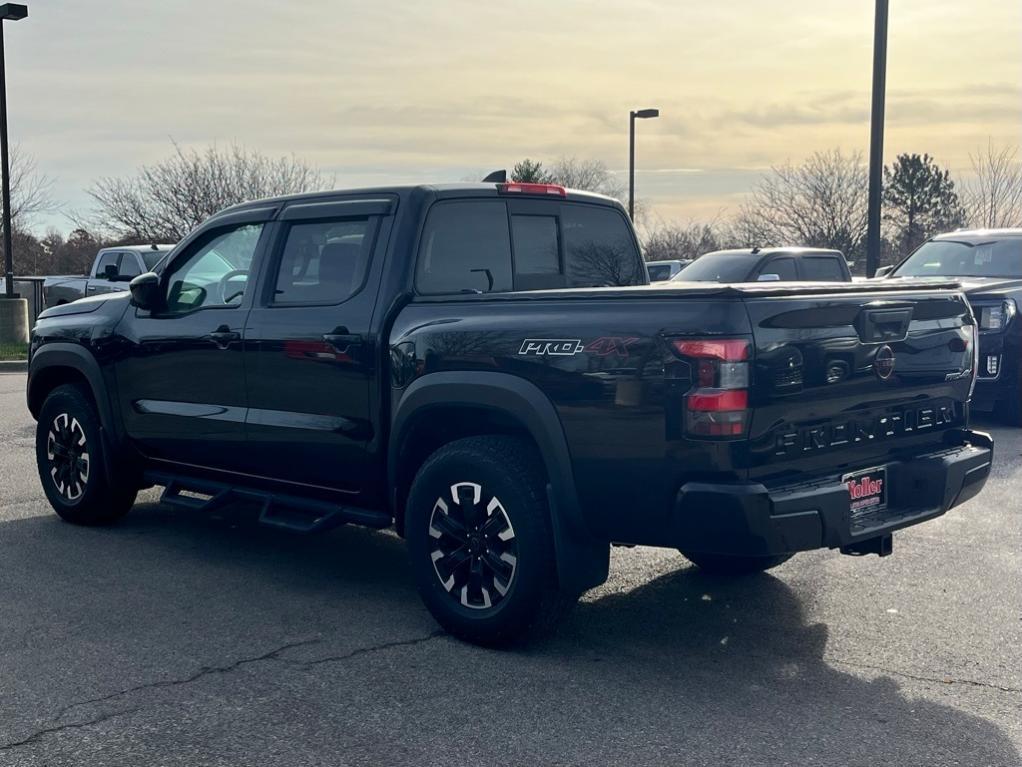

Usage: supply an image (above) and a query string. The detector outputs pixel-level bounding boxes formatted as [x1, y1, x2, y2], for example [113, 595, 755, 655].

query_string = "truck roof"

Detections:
[213, 183, 623, 218]
[932, 228, 1022, 243]
[701, 247, 845, 259]
[97, 244, 175, 254]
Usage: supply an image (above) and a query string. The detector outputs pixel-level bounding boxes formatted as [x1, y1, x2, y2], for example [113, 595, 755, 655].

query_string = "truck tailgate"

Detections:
[740, 287, 976, 483]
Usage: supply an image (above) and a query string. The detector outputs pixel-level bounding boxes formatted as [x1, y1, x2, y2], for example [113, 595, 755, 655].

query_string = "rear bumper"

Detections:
[673, 429, 993, 557]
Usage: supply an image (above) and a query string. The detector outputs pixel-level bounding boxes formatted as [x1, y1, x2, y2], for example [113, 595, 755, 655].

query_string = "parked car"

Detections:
[27, 182, 992, 646]
[672, 247, 852, 283]
[646, 258, 691, 281]
[43, 245, 174, 308]
[879, 229, 1022, 424]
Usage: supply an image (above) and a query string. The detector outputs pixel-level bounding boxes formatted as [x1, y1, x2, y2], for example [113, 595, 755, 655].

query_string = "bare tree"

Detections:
[568, 241, 641, 286]
[3, 146, 55, 228]
[961, 142, 1022, 229]
[546, 156, 625, 200]
[735, 149, 869, 260]
[87, 141, 332, 242]
[639, 217, 737, 262]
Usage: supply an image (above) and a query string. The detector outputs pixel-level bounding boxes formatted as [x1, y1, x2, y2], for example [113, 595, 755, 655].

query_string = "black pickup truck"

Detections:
[878, 229, 1022, 423]
[27, 182, 993, 645]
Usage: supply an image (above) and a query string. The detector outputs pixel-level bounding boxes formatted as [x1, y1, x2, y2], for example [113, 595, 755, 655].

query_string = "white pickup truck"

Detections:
[43, 245, 174, 308]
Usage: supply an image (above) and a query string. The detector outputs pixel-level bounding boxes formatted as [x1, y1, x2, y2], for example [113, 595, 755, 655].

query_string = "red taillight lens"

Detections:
[497, 182, 568, 197]
[671, 337, 752, 438]
[673, 339, 750, 361]
[687, 390, 749, 411]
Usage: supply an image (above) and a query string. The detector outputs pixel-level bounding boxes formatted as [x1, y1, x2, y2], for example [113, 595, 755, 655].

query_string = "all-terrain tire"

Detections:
[35, 384, 137, 525]
[406, 435, 576, 646]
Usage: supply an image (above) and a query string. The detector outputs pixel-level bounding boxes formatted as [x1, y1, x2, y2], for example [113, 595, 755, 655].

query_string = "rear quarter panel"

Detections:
[390, 295, 752, 543]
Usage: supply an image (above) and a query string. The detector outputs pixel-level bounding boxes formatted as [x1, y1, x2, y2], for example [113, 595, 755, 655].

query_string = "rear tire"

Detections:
[35, 384, 137, 526]
[405, 436, 575, 647]
[680, 551, 793, 575]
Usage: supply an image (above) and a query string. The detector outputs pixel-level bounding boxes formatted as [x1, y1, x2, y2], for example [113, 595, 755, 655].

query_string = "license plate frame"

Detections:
[844, 466, 888, 518]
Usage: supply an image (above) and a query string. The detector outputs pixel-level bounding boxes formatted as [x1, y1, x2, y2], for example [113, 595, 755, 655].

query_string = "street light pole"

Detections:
[628, 108, 659, 221]
[865, 0, 888, 277]
[0, 3, 28, 299]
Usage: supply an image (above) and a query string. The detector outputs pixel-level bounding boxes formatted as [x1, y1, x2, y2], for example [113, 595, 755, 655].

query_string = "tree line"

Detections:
[3, 139, 1021, 277]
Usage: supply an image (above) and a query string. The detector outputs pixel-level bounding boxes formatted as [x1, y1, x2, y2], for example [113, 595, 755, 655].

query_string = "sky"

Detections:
[6, 0, 1022, 234]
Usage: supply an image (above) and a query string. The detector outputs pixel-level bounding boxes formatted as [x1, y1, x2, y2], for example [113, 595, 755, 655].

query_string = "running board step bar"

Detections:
[147, 472, 391, 533]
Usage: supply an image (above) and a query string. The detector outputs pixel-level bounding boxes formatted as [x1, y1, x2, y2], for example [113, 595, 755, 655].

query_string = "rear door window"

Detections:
[802, 256, 846, 281]
[416, 201, 513, 294]
[273, 219, 373, 305]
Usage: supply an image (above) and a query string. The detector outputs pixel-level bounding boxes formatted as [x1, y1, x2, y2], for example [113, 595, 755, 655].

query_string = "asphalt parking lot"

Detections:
[1, 370, 1019, 766]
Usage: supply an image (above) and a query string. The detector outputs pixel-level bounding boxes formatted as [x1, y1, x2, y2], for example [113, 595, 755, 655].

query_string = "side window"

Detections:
[416, 201, 512, 294]
[759, 257, 798, 281]
[164, 224, 264, 315]
[561, 204, 642, 287]
[96, 251, 119, 277]
[647, 264, 671, 281]
[511, 214, 561, 289]
[802, 257, 846, 281]
[118, 254, 142, 279]
[272, 219, 373, 305]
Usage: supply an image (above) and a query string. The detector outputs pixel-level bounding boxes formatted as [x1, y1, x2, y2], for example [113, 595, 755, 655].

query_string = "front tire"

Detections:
[405, 436, 574, 646]
[35, 384, 137, 525]
[680, 551, 793, 575]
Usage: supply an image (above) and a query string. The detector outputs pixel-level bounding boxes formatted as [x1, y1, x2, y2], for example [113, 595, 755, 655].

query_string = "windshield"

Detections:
[671, 253, 756, 282]
[894, 239, 1022, 278]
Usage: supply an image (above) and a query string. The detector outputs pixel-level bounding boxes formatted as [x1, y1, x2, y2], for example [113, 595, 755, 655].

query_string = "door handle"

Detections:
[207, 325, 240, 349]
[322, 333, 362, 353]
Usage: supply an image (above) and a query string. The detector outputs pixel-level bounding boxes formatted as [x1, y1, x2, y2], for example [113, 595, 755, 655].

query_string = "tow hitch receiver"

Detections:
[840, 534, 893, 557]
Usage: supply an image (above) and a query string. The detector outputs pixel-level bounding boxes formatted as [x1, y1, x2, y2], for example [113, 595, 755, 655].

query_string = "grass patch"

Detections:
[0, 342, 28, 361]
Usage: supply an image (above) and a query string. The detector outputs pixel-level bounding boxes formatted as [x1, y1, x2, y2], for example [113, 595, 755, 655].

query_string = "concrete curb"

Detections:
[0, 360, 28, 373]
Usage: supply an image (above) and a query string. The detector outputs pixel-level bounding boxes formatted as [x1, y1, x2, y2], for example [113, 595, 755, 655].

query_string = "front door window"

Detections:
[164, 224, 264, 314]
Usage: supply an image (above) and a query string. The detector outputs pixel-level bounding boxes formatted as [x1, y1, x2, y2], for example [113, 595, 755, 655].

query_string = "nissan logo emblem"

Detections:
[874, 345, 896, 380]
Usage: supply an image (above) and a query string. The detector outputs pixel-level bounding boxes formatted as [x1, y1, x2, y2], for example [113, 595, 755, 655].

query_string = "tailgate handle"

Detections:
[857, 308, 912, 343]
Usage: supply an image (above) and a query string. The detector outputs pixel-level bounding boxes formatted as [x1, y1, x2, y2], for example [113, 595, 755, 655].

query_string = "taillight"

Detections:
[672, 338, 752, 438]
[497, 182, 568, 197]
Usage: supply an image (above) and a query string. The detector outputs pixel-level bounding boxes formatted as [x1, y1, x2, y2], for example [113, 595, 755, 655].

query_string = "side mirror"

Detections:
[875, 265, 894, 278]
[757, 273, 781, 282]
[104, 263, 120, 281]
[129, 272, 161, 311]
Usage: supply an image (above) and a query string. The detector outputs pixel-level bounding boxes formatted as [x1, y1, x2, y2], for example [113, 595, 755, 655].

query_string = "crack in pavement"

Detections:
[0, 707, 140, 752]
[0, 631, 445, 753]
[829, 656, 1022, 694]
[281, 629, 446, 667]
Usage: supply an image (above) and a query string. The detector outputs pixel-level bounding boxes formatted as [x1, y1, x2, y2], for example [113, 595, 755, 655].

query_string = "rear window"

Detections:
[415, 199, 641, 294]
[802, 256, 846, 281]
